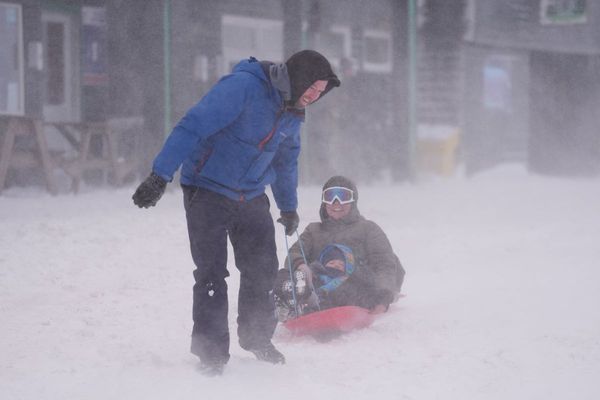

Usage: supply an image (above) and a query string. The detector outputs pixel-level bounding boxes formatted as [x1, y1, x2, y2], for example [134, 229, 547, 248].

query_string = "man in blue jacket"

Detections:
[132, 50, 340, 375]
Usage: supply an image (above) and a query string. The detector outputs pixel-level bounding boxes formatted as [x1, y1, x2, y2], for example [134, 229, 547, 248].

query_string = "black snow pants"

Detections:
[182, 185, 279, 364]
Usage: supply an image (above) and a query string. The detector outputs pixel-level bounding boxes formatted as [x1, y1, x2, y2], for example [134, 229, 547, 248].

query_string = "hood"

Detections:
[318, 244, 355, 275]
[285, 50, 341, 105]
[267, 62, 292, 102]
[315, 243, 356, 293]
[232, 57, 287, 107]
[319, 175, 361, 223]
[231, 57, 269, 81]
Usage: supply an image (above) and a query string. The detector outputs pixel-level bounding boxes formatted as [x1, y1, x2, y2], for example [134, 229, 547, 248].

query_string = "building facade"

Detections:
[0, 0, 409, 192]
[462, 0, 600, 175]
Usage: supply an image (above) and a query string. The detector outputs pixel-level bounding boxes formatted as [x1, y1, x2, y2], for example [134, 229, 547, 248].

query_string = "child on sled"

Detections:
[274, 175, 405, 322]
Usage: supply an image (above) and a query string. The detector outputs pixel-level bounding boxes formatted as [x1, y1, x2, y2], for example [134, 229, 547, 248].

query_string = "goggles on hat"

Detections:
[322, 187, 355, 205]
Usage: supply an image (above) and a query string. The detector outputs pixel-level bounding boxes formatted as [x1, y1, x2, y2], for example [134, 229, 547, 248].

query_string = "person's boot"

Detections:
[248, 342, 286, 364]
[197, 358, 227, 377]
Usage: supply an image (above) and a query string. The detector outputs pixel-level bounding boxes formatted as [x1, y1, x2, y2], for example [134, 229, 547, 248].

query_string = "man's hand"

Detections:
[277, 210, 299, 236]
[132, 173, 167, 208]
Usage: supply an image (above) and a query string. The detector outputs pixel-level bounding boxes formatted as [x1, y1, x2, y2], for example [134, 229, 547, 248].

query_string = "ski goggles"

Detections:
[321, 186, 355, 205]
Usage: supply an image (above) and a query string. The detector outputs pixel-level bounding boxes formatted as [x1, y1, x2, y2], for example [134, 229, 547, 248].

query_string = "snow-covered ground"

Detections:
[1, 164, 599, 400]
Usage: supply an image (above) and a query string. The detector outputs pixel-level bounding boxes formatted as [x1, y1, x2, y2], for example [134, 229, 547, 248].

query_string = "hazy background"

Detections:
[1, 0, 599, 193]
[1, 2, 600, 398]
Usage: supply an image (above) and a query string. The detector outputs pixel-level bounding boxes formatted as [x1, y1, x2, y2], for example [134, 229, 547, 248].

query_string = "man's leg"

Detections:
[183, 186, 232, 368]
[228, 194, 282, 362]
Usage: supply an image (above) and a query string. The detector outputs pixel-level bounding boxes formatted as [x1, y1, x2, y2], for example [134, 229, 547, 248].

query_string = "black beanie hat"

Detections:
[285, 50, 341, 105]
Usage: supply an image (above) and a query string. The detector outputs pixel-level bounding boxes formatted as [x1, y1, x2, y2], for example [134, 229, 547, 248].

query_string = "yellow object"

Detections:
[416, 128, 460, 176]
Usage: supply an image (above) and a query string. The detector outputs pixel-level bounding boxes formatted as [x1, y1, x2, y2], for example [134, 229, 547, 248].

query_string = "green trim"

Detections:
[41, 0, 80, 14]
[407, 0, 417, 179]
[163, 0, 172, 137]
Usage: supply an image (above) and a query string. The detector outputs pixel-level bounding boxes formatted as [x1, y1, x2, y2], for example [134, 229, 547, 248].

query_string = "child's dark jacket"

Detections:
[286, 205, 405, 310]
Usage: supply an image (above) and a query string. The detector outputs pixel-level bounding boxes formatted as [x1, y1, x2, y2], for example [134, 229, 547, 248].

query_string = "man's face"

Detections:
[295, 80, 328, 108]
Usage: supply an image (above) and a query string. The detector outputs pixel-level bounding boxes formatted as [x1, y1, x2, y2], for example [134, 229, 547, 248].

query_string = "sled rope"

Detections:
[295, 229, 309, 266]
[284, 229, 300, 317]
[295, 230, 320, 311]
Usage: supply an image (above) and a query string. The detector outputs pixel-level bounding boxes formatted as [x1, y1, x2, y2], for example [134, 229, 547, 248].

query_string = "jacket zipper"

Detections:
[195, 149, 213, 174]
[198, 109, 283, 202]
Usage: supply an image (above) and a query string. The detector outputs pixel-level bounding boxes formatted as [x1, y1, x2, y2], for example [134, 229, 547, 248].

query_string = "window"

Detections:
[222, 15, 283, 74]
[362, 30, 392, 73]
[483, 56, 514, 112]
[46, 22, 65, 105]
[42, 10, 79, 123]
[314, 25, 352, 71]
[0, 2, 24, 115]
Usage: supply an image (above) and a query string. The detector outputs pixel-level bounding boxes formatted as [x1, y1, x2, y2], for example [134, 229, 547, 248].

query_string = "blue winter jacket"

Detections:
[152, 58, 304, 211]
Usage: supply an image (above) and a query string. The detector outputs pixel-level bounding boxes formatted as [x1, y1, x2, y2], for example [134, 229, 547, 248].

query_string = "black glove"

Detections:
[132, 173, 167, 208]
[277, 210, 299, 236]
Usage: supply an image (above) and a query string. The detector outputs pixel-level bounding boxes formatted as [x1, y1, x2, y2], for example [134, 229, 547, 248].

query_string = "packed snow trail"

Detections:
[1, 165, 599, 399]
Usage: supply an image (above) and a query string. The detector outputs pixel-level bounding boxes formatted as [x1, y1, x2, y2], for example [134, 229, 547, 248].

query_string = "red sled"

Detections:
[283, 306, 378, 336]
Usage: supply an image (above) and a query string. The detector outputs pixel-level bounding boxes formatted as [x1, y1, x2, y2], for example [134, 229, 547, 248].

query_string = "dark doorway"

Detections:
[529, 51, 600, 175]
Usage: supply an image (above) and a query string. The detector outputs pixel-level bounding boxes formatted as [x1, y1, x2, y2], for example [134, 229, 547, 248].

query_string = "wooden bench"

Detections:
[48, 121, 138, 193]
[0, 116, 58, 194]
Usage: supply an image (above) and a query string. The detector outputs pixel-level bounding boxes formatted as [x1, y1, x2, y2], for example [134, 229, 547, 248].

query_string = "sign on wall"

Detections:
[540, 0, 587, 25]
[82, 6, 108, 86]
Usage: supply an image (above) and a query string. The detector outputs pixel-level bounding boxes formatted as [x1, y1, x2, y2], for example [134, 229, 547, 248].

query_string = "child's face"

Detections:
[325, 201, 352, 220]
[325, 259, 345, 272]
